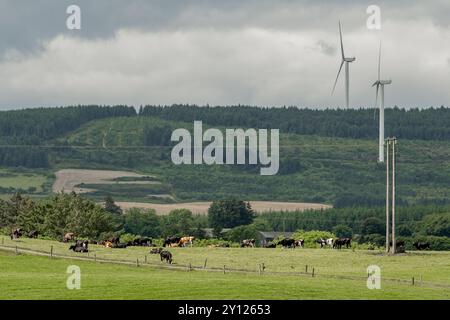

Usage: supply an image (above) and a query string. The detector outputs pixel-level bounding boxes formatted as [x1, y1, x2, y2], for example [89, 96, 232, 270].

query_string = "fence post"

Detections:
[306, 265, 308, 274]
[312, 268, 315, 277]
[137, 258, 139, 267]
[223, 265, 226, 274]
[258, 264, 261, 276]
[1, 237, 4, 245]
[145, 255, 147, 264]
[412, 277, 414, 286]
[15, 245, 18, 255]
[189, 263, 192, 272]
[50, 245, 53, 259]
[94, 254, 97, 263]
[420, 275, 423, 286]
[262, 263, 265, 272]
[203, 258, 207, 269]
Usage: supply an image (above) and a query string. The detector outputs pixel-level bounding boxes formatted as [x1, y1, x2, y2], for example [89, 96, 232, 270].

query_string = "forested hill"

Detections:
[0, 105, 136, 145]
[1, 105, 450, 206]
[1, 104, 450, 143]
[140, 105, 450, 140]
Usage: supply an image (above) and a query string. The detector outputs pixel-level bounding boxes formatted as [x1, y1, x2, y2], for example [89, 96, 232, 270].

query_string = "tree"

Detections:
[421, 213, 450, 237]
[361, 217, 384, 235]
[332, 224, 353, 238]
[104, 196, 122, 215]
[208, 199, 255, 234]
[124, 208, 160, 237]
[225, 224, 259, 243]
[161, 209, 194, 237]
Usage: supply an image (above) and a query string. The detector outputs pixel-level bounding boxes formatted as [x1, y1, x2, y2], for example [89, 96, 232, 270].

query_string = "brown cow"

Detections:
[63, 233, 75, 243]
[179, 236, 195, 247]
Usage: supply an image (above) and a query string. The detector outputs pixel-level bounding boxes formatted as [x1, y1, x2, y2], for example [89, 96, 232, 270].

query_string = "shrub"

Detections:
[332, 224, 353, 238]
[292, 230, 336, 248]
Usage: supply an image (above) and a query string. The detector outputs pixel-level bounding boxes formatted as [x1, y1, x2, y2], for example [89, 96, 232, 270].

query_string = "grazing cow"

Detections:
[164, 236, 182, 247]
[326, 238, 334, 248]
[69, 245, 88, 253]
[295, 239, 305, 248]
[333, 238, 351, 250]
[129, 237, 152, 247]
[10, 228, 22, 240]
[160, 250, 173, 264]
[150, 248, 163, 254]
[28, 230, 38, 239]
[265, 242, 277, 248]
[103, 241, 113, 248]
[316, 238, 326, 248]
[389, 240, 405, 248]
[277, 238, 296, 249]
[179, 236, 195, 247]
[413, 242, 430, 250]
[63, 233, 75, 243]
[112, 243, 127, 249]
[106, 236, 120, 245]
[240, 239, 256, 248]
[316, 238, 334, 248]
[69, 240, 89, 253]
[75, 240, 89, 249]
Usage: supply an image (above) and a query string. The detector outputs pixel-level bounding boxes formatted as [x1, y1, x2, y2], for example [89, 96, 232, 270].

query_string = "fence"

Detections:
[1, 241, 449, 290]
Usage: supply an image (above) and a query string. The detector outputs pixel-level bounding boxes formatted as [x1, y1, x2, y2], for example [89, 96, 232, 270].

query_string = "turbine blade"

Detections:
[339, 21, 345, 59]
[332, 60, 345, 95]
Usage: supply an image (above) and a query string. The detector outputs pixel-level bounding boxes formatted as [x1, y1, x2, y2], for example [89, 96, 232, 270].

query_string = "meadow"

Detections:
[1, 238, 449, 300]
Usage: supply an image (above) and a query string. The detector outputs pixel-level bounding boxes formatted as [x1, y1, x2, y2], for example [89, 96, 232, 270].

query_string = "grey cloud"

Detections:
[315, 40, 336, 56]
[0, 0, 448, 109]
[1, 0, 449, 57]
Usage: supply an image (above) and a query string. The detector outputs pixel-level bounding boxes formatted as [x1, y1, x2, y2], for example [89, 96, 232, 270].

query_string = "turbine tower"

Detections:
[332, 21, 356, 108]
[373, 43, 392, 163]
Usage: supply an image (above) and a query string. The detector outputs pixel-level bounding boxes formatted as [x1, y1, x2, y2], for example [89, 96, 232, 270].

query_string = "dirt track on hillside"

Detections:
[116, 201, 332, 215]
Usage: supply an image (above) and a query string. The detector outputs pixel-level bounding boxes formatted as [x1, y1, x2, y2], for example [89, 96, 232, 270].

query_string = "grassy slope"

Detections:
[49, 117, 450, 204]
[0, 168, 53, 197]
[1, 238, 449, 299]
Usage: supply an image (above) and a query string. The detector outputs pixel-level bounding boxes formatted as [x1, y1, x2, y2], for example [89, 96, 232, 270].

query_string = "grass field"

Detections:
[0, 168, 52, 196]
[1, 238, 449, 300]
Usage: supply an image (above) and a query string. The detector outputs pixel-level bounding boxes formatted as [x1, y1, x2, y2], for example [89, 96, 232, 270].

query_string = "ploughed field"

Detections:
[115, 201, 331, 214]
[1, 238, 449, 299]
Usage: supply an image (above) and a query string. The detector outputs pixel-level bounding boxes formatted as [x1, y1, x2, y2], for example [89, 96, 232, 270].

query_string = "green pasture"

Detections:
[0, 238, 449, 300]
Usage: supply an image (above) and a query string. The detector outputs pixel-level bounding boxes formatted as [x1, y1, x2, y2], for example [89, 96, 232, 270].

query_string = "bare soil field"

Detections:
[52, 169, 150, 194]
[116, 201, 332, 215]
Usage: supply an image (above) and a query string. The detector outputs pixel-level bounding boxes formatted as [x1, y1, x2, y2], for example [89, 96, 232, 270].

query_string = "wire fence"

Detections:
[1, 242, 449, 290]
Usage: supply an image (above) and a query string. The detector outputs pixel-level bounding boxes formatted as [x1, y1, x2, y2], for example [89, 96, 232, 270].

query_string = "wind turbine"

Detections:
[332, 21, 356, 108]
[373, 43, 392, 163]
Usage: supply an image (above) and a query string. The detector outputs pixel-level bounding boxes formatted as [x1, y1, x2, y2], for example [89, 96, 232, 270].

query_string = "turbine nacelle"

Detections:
[344, 57, 356, 62]
[372, 79, 392, 87]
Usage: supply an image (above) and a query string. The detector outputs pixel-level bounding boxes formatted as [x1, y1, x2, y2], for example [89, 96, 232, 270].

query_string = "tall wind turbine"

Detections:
[332, 21, 356, 108]
[373, 43, 392, 163]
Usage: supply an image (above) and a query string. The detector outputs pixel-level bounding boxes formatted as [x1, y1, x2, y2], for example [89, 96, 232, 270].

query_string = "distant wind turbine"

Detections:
[332, 21, 356, 108]
[373, 43, 392, 163]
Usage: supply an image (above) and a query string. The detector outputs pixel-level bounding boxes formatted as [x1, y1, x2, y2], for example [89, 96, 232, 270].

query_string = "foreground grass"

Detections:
[0, 238, 450, 299]
[0, 251, 449, 300]
[3, 237, 450, 285]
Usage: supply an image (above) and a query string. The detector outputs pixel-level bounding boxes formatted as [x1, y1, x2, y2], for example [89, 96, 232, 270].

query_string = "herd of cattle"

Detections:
[8, 229, 433, 260]
[63, 234, 196, 264]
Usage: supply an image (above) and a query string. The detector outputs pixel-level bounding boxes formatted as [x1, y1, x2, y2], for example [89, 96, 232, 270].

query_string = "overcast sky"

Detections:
[0, 0, 449, 110]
